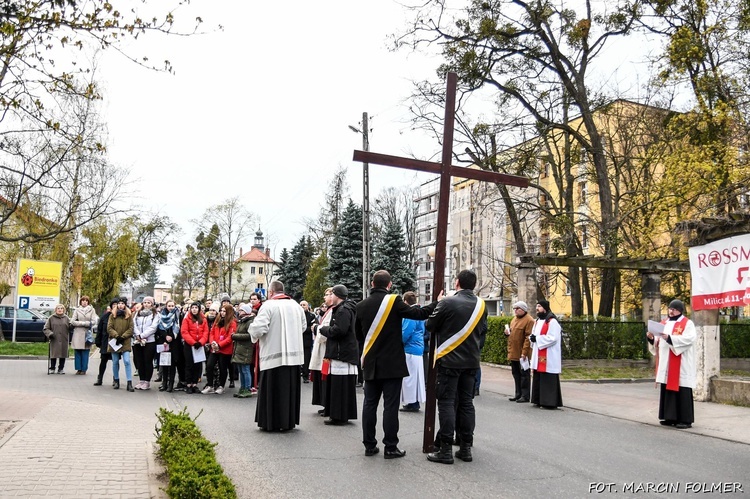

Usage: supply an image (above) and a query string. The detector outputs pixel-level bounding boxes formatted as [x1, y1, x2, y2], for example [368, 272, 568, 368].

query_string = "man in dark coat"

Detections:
[355, 270, 438, 459]
[300, 301, 317, 384]
[314, 285, 359, 425]
[425, 269, 488, 465]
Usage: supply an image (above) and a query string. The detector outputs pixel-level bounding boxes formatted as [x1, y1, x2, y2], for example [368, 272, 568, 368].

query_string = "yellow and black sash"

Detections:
[434, 298, 485, 367]
[360, 294, 398, 367]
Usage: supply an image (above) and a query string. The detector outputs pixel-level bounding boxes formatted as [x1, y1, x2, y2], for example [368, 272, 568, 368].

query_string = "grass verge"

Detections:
[155, 408, 237, 499]
[0, 341, 72, 357]
[561, 366, 750, 380]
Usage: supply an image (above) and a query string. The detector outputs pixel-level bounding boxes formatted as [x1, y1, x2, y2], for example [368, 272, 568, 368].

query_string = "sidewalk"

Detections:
[479, 362, 750, 445]
[0, 359, 167, 499]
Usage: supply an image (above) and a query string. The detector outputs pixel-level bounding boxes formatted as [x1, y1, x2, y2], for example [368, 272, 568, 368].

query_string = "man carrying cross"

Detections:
[355, 270, 440, 459]
[424, 269, 487, 464]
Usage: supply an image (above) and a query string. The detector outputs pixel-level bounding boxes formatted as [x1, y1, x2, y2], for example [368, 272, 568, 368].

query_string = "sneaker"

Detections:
[215, 386, 224, 395]
[48, 368, 55, 375]
[250, 387, 258, 394]
[201, 386, 215, 394]
[57, 369, 65, 375]
[142, 381, 150, 390]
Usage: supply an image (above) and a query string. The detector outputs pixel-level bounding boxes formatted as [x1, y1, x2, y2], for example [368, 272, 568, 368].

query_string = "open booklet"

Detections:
[108, 338, 122, 352]
[647, 320, 665, 335]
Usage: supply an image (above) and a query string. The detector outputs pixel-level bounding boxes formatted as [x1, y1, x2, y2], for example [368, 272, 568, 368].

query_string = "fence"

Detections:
[480, 316, 750, 365]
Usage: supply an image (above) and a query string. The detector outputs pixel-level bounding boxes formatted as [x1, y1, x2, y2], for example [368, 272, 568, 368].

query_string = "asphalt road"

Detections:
[1, 358, 747, 498]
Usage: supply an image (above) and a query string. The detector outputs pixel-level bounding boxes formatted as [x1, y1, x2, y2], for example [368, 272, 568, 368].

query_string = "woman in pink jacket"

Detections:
[181, 302, 209, 394]
[202, 303, 237, 395]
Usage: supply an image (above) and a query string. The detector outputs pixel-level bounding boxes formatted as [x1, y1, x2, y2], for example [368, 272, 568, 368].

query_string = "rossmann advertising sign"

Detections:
[15, 258, 62, 310]
[689, 234, 750, 311]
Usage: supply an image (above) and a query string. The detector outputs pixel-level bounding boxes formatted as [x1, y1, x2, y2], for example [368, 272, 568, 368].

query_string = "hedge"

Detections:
[481, 316, 750, 363]
[155, 408, 237, 499]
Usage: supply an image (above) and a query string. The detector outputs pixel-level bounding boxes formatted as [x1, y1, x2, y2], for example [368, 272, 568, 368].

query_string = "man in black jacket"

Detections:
[314, 285, 359, 425]
[355, 270, 438, 459]
[300, 301, 316, 384]
[425, 269, 488, 465]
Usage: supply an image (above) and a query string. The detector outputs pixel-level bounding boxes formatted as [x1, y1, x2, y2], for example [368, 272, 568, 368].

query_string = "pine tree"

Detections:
[303, 250, 329, 308]
[285, 236, 316, 301]
[328, 200, 363, 301]
[274, 248, 290, 285]
[371, 215, 416, 294]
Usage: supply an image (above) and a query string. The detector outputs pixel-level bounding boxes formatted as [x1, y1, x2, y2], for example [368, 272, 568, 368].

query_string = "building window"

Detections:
[257, 283, 264, 289]
[578, 181, 587, 206]
[565, 279, 571, 296]
[250, 267, 256, 275]
[425, 261, 432, 271]
[581, 225, 589, 250]
[425, 282, 431, 296]
[259, 267, 263, 275]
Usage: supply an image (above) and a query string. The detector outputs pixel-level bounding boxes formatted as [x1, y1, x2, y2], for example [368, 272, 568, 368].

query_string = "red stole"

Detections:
[536, 319, 551, 373]
[665, 316, 689, 392]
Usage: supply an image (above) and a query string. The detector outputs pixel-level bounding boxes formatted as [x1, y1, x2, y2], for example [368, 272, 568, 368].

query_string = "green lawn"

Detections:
[561, 365, 750, 380]
[0, 341, 72, 357]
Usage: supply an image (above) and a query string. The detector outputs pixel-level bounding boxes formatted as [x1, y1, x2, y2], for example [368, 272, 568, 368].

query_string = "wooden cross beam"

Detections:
[352, 72, 529, 453]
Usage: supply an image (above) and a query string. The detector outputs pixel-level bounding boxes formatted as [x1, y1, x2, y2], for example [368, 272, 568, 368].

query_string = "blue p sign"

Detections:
[18, 297, 29, 309]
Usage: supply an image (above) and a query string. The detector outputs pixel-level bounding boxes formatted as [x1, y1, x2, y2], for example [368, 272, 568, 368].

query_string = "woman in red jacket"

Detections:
[181, 302, 209, 394]
[202, 303, 237, 395]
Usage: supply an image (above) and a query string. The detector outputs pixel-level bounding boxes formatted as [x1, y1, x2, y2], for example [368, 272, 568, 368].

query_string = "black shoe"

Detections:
[426, 445, 453, 464]
[158, 385, 167, 392]
[365, 446, 380, 457]
[94, 377, 103, 386]
[508, 396, 519, 401]
[155, 375, 163, 382]
[660, 420, 676, 426]
[400, 404, 420, 412]
[355, 382, 363, 388]
[126, 381, 134, 392]
[229, 381, 235, 388]
[317, 409, 326, 416]
[323, 418, 346, 426]
[455, 446, 473, 462]
[474, 388, 480, 396]
[675, 423, 692, 429]
[384, 448, 406, 459]
[303, 379, 310, 384]
[175, 382, 186, 391]
[113, 380, 120, 390]
[516, 397, 529, 403]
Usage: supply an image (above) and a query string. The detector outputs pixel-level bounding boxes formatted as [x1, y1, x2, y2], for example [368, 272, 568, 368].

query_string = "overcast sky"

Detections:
[97, 1, 443, 282]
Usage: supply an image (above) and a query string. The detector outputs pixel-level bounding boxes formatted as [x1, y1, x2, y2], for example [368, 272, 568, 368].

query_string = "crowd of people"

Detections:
[40, 267, 696, 461]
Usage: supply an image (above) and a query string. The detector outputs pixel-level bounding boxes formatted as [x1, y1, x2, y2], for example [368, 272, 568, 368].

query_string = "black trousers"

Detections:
[301, 340, 313, 379]
[97, 353, 111, 379]
[510, 360, 530, 399]
[183, 343, 201, 384]
[134, 342, 156, 381]
[659, 384, 694, 424]
[206, 352, 232, 388]
[436, 367, 476, 447]
[362, 377, 402, 451]
[160, 341, 183, 386]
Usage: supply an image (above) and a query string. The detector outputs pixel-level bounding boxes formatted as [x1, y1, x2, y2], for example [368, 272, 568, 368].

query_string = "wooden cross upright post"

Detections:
[352, 72, 529, 453]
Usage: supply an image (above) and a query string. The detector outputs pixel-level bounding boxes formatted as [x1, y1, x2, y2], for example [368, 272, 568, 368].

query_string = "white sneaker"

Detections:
[215, 386, 224, 395]
[134, 381, 144, 390]
[201, 386, 215, 394]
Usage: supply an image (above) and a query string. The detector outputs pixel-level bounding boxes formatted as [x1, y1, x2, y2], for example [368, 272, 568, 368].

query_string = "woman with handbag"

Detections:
[70, 295, 98, 375]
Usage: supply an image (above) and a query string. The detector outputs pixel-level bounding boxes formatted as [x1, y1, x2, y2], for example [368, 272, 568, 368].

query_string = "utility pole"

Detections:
[349, 113, 371, 299]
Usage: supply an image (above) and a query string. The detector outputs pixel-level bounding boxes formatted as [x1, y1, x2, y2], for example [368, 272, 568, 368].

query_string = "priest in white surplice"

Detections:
[251, 281, 306, 431]
[647, 299, 696, 429]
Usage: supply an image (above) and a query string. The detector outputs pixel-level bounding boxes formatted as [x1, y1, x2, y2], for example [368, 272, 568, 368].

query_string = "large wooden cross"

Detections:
[352, 72, 530, 453]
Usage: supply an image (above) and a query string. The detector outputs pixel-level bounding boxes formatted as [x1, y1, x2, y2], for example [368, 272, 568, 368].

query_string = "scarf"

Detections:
[159, 309, 178, 330]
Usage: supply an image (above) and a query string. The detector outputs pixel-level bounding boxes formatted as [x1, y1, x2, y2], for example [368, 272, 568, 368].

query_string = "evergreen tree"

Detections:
[371, 215, 416, 294]
[303, 250, 329, 308]
[285, 236, 316, 301]
[274, 248, 290, 285]
[328, 200, 363, 301]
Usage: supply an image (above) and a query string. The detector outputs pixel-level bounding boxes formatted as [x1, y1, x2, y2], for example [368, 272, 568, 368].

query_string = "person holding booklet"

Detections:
[505, 301, 533, 403]
[647, 299, 697, 429]
[425, 269, 487, 465]
[107, 297, 135, 392]
[529, 300, 563, 410]
[180, 302, 209, 394]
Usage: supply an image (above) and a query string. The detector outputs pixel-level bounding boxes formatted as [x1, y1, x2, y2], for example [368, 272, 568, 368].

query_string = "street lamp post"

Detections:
[349, 112, 370, 299]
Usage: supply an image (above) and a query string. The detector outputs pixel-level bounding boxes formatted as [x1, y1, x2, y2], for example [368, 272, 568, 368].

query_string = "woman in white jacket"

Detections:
[132, 296, 159, 390]
[70, 296, 98, 375]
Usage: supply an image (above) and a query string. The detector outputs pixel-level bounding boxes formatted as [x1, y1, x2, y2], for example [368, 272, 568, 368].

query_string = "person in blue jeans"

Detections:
[231, 303, 256, 398]
[108, 298, 135, 392]
[70, 295, 98, 375]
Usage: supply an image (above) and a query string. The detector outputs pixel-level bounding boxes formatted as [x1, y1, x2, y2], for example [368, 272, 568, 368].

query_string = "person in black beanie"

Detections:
[529, 300, 563, 409]
[93, 298, 119, 386]
[646, 299, 696, 429]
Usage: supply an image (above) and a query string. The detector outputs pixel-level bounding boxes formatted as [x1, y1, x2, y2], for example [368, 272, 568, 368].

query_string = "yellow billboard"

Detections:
[16, 259, 63, 310]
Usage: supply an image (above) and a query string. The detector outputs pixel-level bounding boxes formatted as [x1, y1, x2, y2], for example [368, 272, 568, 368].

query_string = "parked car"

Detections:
[0, 306, 48, 342]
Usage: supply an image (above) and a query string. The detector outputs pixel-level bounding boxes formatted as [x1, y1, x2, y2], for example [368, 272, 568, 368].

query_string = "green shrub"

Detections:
[481, 316, 511, 364]
[155, 408, 237, 499]
[720, 322, 750, 358]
